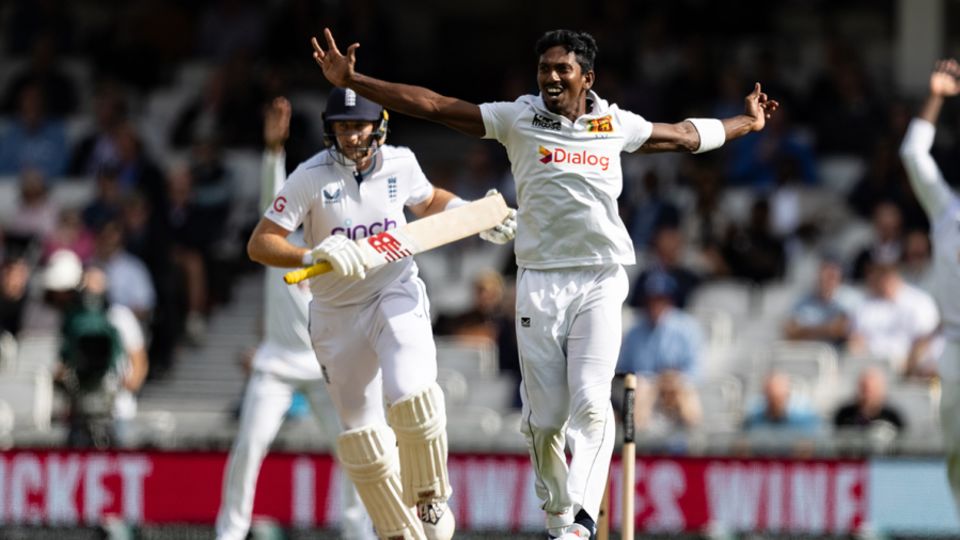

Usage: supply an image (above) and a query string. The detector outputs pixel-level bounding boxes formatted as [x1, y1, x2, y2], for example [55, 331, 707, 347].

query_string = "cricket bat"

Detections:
[621, 373, 637, 540]
[284, 193, 511, 284]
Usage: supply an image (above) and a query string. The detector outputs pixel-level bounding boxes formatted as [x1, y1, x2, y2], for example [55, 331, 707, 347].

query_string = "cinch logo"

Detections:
[537, 146, 610, 171]
[331, 217, 398, 240]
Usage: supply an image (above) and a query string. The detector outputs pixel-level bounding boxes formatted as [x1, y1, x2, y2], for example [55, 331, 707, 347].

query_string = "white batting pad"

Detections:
[387, 383, 453, 506]
[336, 426, 425, 540]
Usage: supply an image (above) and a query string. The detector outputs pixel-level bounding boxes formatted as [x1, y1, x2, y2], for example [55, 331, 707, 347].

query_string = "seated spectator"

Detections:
[742, 371, 822, 435]
[629, 223, 701, 309]
[4, 168, 58, 240]
[68, 84, 129, 177]
[852, 201, 904, 281]
[91, 219, 155, 322]
[43, 208, 96, 263]
[0, 82, 67, 178]
[833, 367, 905, 437]
[721, 198, 786, 284]
[618, 271, 704, 381]
[0, 257, 29, 338]
[634, 370, 702, 437]
[435, 269, 508, 344]
[82, 165, 124, 231]
[1, 32, 78, 117]
[625, 170, 680, 249]
[783, 256, 861, 347]
[901, 229, 934, 293]
[848, 254, 939, 378]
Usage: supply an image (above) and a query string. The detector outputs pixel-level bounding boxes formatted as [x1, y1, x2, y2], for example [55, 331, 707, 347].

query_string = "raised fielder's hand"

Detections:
[304, 234, 367, 279]
[479, 189, 517, 245]
[311, 28, 357, 89]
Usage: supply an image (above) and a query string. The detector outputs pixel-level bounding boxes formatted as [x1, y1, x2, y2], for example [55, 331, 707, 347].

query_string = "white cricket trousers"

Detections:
[309, 275, 438, 429]
[940, 340, 960, 519]
[516, 264, 628, 526]
[215, 370, 373, 540]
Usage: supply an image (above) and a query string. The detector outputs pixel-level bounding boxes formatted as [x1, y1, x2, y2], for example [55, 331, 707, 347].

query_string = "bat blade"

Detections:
[284, 194, 511, 284]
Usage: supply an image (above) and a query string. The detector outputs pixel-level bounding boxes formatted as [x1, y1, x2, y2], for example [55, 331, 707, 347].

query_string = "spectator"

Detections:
[681, 164, 730, 276]
[1, 32, 78, 117]
[0, 258, 29, 338]
[5, 169, 58, 240]
[848, 255, 940, 378]
[624, 170, 680, 249]
[724, 108, 817, 191]
[742, 371, 822, 435]
[721, 198, 786, 284]
[110, 122, 167, 207]
[435, 269, 508, 344]
[783, 256, 861, 347]
[43, 208, 96, 263]
[68, 84, 129, 177]
[633, 370, 702, 437]
[0, 82, 68, 178]
[629, 224, 700, 309]
[618, 271, 703, 381]
[82, 166, 124, 232]
[833, 367, 905, 436]
[901, 229, 934, 293]
[852, 201, 904, 281]
[91, 219, 155, 322]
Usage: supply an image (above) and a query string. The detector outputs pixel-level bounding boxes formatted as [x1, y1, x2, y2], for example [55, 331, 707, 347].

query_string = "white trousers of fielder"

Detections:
[516, 264, 627, 530]
[215, 368, 374, 540]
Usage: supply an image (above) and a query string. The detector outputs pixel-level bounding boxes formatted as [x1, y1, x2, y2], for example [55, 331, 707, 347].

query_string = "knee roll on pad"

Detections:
[387, 383, 453, 506]
[336, 426, 425, 540]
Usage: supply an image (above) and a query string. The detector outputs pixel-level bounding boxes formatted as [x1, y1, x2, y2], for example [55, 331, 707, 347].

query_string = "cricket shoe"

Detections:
[557, 523, 591, 539]
[417, 501, 455, 540]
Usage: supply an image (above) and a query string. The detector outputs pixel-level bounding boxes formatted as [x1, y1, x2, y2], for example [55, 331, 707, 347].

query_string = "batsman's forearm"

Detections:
[247, 233, 309, 268]
[920, 94, 945, 124]
[722, 114, 758, 141]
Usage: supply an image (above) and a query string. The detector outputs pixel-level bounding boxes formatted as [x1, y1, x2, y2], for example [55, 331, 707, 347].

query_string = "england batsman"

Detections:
[899, 58, 960, 516]
[311, 28, 777, 539]
[247, 88, 517, 540]
[216, 97, 374, 540]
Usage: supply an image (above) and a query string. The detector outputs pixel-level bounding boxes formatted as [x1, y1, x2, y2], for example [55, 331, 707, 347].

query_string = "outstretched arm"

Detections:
[312, 29, 484, 137]
[899, 59, 959, 219]
[639, 83, 779, 153]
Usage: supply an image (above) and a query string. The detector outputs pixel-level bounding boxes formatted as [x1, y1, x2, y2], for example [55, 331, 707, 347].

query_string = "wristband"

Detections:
[686, 118, 726, 154]
[445, 197, 469, 211]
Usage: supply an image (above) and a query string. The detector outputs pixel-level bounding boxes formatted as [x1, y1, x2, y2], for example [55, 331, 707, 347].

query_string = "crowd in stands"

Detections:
[0, 0, 953, 450]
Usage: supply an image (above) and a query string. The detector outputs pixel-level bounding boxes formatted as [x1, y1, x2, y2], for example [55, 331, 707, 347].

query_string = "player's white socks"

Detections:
[387, 383, 455, 540]
[336, 426, 425, 540]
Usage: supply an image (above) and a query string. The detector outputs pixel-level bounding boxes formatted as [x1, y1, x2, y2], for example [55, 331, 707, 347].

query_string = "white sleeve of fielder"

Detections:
[260, 150, 287, 211]
[264, 168, 312, 232]
[618, 109, 654, 153]
[899, 118, 954, 220]
[480, 100, 521, 142]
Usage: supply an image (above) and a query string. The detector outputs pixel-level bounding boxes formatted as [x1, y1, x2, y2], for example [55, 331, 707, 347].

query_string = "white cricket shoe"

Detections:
[417, 501, 455, 540]
[557, 523, 591, 539]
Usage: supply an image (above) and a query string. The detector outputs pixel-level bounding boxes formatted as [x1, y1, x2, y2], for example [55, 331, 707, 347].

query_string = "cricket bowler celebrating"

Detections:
[216, 97, 374, 540]
[899, 58, 960, 516]
[247, 88, 517, 540]
[310, 28, 777, 539]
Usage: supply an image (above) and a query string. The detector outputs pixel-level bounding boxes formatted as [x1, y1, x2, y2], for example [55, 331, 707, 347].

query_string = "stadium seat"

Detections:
[696, 375, 744, 434]
[435, 337, 499, 379]
[0, 398, 13, 436]
[15, 335, 60, 372]
[0, 367, 53, 431]
[817, 155, 866, 195]
[462, 376, 518, 413]
[446, 405, 503, 448]
[751, 340, 839, 412]
[759, 282, 801, 322]
[0, 331, 16, 373]
[689, 280, 754, 318]
[437, 367, 469, 406]
[888, 382, 940, 437]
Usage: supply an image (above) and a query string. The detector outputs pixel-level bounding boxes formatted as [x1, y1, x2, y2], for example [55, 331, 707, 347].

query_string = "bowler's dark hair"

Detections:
[535, 30, 598, 73]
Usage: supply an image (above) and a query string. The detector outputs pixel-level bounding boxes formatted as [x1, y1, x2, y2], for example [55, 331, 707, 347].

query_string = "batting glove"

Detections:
[304, 234, 367, 279]
[479, 189, 517, 244]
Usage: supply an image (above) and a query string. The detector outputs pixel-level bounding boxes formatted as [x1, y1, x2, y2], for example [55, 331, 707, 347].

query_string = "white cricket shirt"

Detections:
[480, 91, 653, 269]
[264, 145, 433, 307]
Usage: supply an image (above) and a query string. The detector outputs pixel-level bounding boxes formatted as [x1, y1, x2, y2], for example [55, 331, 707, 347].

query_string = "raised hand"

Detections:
[264, 97, 291, 151]
[930, 59, 960, 98]
[743, 82, 780, 132]
[311, 28, 359, 88]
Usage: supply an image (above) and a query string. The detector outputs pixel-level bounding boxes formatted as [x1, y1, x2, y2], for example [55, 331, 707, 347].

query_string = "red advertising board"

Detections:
[0, 450, 867, 533]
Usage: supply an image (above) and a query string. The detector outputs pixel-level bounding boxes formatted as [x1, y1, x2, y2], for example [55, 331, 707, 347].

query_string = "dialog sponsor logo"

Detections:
[537, 146, 610, 171]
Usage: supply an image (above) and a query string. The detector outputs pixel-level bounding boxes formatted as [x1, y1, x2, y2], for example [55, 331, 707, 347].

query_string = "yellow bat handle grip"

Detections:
[283, 261, 333, 284]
